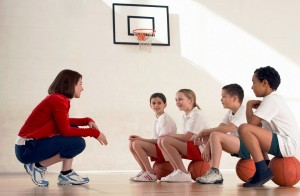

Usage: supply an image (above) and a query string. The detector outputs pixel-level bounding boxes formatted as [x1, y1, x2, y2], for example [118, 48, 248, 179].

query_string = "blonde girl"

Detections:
[158, 89, 210, 182]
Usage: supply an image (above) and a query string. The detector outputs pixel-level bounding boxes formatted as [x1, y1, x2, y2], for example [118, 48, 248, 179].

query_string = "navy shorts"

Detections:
[15, 135, 86, 164]
[231, 133, 282, 159]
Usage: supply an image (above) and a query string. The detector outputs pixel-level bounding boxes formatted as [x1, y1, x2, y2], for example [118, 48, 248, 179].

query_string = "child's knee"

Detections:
[157, 138, 163, 148]
[159, 136, 171, 148]
[131, 140, 142, 150]
[129, 141, 134, 151]
[210, 131, 221, 139]
[238, 123, 249, 136]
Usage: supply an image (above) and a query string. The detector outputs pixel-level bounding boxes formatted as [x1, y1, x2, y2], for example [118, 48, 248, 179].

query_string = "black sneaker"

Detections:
[243, 168, 273, 187]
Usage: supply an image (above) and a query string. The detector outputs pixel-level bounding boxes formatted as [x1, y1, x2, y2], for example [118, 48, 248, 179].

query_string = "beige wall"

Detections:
[0, 0, 299, 173]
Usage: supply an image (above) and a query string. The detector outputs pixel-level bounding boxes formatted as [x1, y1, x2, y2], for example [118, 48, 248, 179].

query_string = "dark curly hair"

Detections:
[254, 66, 281, 90]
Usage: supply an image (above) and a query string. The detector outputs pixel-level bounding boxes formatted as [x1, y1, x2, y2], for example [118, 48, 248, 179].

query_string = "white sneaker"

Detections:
[134, 171, 157, 182]
[163, 170, 192, 182]
[160, 170, 177, 181]
[24, 163, 49, 186]
[129, 171, 144, 181]
[196, 169, 223, 184]
[57, 170, 89, 185]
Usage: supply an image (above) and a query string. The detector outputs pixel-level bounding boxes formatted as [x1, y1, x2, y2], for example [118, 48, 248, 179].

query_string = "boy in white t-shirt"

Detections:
[194, 83, 247, 184]
[239, 66, 300, 187]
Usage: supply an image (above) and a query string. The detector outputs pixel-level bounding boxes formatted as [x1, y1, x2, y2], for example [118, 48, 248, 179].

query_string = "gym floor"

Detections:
[0, 171, 299, 195]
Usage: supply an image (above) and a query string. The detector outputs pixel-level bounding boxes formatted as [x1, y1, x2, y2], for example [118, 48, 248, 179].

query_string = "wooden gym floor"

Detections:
[0, 171, 299, 196]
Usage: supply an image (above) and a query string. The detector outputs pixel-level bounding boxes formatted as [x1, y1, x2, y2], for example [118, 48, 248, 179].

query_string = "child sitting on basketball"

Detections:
[129, 93, 177, 182]
[158, 89, 210, 182]
[238, 66, 300, 187]
[194, 83, 247, 184]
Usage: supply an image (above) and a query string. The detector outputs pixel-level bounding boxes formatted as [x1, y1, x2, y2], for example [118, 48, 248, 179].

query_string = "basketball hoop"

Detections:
[133, 28, 156, 52]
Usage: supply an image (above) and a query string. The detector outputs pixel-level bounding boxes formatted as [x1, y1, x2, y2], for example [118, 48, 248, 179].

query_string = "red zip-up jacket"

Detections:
[18, 93, 100, 140]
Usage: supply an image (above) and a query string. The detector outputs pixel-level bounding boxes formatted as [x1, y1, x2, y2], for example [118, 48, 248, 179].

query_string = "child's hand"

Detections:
[201, 145, 211, 162]
[247, 100, 261, 109]
[194, 132, 205, 145]
[97, 132, 108, 145]
[129, 135, 141, 140]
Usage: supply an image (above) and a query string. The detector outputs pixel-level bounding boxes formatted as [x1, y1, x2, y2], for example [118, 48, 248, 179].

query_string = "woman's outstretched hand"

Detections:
[97, 132, 108, 145]
[88, 122, 107, 145]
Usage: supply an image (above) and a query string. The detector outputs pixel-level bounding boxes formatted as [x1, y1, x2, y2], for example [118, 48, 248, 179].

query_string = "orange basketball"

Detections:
[269, 157, 300, 186]
[153, 161, 174, 180]
[235, 159, 256, 182]
[188, 160, 210, 181]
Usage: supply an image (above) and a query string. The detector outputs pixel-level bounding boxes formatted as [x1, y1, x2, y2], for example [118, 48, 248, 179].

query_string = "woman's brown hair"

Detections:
[48, 69, 82, 98]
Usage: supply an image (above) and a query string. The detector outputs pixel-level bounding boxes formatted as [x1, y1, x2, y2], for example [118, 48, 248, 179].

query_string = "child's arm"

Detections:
[128, 135, 157, 144]
[167, 132, 194, 142]
[194, 123, 236, 144]
[142, 138, 157, 144]
[202, 140, 211, 162]
[246, 100, 262, 126]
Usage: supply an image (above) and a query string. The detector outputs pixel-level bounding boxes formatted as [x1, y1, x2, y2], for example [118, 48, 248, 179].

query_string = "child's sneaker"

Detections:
[58, 170, 89, 185]
[160, 170, 177, 181]
[24, 163, 49, 186]
[196, 169, 223, 184]
[163, 170, 192, 182]
[134, 171, 157, 182]
[129, 171, 144, 181]
[243, 168, 273, 187]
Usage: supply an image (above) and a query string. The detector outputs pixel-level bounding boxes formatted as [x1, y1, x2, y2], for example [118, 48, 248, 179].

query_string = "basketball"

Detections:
[188, 160, 210, 181]
[235, 159, 256, 182]
[269, 157, 300, 186]
[153, 161, 174, 180]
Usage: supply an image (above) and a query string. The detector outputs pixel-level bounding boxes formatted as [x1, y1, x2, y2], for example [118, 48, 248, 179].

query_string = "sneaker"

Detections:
[243, 168, 273, 187]
[160, 170, 177, 181]
[24, 163, 49, 186]
[133, 171, 157, 182]
[163, 170, 192, 182]
[58, 170, 89, 185]
[196, 169, 223, 184]
[129, 171, 144, 181]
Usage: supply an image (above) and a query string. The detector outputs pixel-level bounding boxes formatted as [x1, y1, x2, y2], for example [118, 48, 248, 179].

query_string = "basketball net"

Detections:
[133, 29, 156, 52]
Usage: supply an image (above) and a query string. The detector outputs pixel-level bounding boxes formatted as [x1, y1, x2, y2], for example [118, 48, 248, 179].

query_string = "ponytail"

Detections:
[177, 89, 201, 110]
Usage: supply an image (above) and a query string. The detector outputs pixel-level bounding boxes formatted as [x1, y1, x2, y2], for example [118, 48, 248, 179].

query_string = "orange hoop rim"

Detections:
[133, 28, 156, 41]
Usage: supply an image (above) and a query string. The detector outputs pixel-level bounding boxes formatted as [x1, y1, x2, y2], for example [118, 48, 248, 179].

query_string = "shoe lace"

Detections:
[68, 170, 88, 181]
[39, 167, 47, 181]
[202, 169, 215, 179]
[171, 170, 180, 176]
[136, 171, 144, 177]
[173, 169, 184, 176]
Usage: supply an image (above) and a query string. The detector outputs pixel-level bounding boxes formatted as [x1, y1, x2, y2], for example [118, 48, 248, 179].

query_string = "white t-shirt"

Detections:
[182, 107, 210, 141]
[221, 105, 247, 137]
[152, 113, 177, 139]
[254, 92, 300, 157]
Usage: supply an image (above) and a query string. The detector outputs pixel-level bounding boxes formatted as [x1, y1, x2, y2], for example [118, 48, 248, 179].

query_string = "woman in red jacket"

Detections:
[15, 69, 107, 186]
